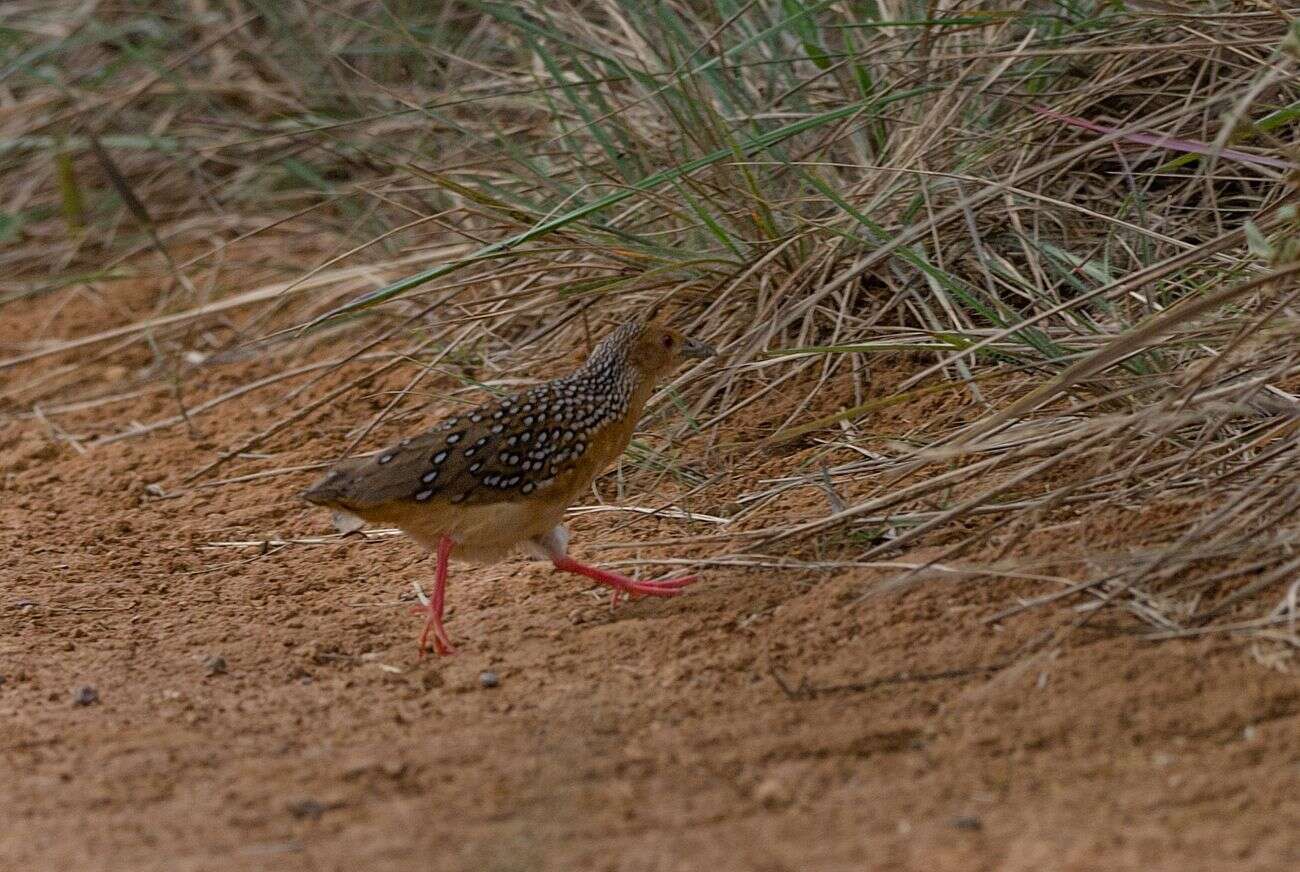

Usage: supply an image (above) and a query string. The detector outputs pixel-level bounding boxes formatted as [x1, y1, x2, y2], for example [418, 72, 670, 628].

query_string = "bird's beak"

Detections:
[682, 337, 715, 359]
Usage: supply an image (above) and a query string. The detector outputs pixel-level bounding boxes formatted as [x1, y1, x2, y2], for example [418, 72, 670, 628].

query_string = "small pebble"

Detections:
[479, 671, 500, 689]
[203, 655, 228, 676]
[754, 776, 793, 808]
[287, 799, 325, 820]
[952, 816, 983, 832]
[72, 686, 99, 706]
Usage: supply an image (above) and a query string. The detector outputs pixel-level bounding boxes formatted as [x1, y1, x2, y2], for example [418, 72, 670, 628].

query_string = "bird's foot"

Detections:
[609, 574, 699, 606]
[551, 555, 698, 604]
[414, 604, 456, 658]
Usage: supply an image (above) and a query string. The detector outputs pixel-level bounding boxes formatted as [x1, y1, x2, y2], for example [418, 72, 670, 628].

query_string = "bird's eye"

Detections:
[662, 335, 674, 349]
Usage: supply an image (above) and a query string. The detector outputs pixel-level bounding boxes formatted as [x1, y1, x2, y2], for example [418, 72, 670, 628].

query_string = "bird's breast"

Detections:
[393, 498, 567, 563]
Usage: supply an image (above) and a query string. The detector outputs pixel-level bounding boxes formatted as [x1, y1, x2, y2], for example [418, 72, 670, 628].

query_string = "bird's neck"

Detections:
[624, 368, 658, 422]
[574, 323, 676, 425]
[579, 339, 633, 385]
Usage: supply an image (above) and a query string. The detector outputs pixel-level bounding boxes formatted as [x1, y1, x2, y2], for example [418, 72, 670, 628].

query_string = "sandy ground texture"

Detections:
[2, 282, 1298, 872]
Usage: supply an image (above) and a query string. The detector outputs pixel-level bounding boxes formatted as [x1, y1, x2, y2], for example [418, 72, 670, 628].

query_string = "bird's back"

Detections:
[302, 328, 648, 533]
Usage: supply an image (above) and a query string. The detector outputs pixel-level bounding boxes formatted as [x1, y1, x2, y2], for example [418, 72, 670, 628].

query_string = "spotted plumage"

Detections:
[301, 318, 715, 657]
[307, 322, 649, 512]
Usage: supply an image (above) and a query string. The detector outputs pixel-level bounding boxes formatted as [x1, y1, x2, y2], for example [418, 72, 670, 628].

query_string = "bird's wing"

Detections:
[304, 379, 602, 511]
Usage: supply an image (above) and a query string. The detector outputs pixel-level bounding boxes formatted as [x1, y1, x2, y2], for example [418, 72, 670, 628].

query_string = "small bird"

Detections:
[301, 319, 715, 656]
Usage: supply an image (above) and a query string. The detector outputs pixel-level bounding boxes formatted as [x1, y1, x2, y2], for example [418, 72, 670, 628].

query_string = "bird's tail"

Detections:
[302, 466, 370, 535]
[301, 464, 358, 508]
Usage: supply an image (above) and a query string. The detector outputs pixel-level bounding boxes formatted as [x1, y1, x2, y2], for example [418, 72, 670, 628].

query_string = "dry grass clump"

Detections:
[3, 1, 1299, 653]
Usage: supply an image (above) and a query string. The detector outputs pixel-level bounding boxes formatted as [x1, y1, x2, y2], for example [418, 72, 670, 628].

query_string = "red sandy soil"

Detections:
[1, 281, 1297, 872]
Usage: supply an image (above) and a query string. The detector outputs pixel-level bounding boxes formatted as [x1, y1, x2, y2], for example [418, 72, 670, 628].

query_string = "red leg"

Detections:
[417, 535, 456, 658]
[551, 554, 698, 602]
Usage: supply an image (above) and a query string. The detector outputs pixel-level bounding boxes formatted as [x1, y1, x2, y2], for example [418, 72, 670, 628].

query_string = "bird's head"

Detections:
[623, 321, 715, 380]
